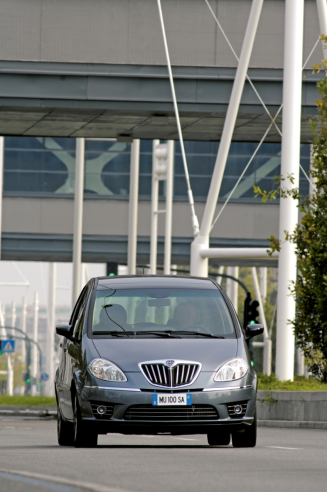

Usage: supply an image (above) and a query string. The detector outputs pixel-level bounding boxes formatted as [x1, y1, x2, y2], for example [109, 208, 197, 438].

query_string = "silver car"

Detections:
[55, 275, 263, 448]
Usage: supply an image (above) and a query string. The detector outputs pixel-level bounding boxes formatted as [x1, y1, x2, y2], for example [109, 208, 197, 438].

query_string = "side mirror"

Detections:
[56, 324, 74, 340]
[245, 323, 264, 340]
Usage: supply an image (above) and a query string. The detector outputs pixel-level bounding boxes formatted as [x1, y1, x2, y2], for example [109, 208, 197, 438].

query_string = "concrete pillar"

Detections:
[164, 141, 174, 275]
[216, 266, 224, 285]
[316, 0, 327, 58]
[45, 263, 56, 396]
[150, 140, 160, 275]
[127, 140, 140, 275]
[72, 138, 85, 307]
[20, 296, 27, 395]
[0, 136, 4, 261]
[31, 292, 39, 396]
[259, 267, 267, 304]
[276, 0, 304, 381]
[190, 0, 264, 276]
[226, 267, 239, 312]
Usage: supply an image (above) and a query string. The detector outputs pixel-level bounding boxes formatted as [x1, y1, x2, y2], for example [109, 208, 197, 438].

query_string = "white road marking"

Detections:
[23, 428, 31, 430]
[4, 426, 15, 429]
[265, 446, 300, 450]
[174, 438, 197, 441]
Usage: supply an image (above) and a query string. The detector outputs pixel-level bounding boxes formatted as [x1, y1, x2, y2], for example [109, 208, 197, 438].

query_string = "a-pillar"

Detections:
[275, 0, 304, 381]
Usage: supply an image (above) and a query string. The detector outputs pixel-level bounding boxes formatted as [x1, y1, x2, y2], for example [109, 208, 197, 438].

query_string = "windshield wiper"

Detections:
[92, 330, 180, 338]
[163, 330, 225, 339]
[93, 330, 132, 336]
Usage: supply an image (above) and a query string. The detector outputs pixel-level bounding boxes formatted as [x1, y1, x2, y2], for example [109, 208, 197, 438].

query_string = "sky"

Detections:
[0, 261, 107, 311]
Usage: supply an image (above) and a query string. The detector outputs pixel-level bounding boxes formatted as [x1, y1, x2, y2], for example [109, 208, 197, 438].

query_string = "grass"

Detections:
[257, 374, 327, 391]
[0, 396, 57, 407]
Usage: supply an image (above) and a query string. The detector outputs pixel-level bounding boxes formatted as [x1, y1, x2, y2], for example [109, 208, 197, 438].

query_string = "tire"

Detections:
[73, 395, 98, 448]
[57, 405, 74, 446]
[207, 430, 230, 446]
[232, 412, 257, 448]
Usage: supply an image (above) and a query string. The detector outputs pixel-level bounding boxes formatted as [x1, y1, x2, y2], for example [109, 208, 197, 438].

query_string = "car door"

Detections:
[62, 286, 89, 420]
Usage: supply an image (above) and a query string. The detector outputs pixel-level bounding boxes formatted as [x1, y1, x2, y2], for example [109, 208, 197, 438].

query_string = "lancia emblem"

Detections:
[166, 360, 175, 367]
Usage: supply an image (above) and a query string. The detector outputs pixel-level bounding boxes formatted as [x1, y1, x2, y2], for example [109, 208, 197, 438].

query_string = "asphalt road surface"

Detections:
[0, 419, 326, 492]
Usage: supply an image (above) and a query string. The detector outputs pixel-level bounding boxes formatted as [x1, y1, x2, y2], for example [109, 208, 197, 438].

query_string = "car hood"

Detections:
[92, 338, 238, 372]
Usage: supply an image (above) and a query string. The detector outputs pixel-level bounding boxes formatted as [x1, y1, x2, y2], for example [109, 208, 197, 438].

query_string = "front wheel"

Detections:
[232, 412, 257, 448]
[73, 395, 98, 448]
[57, 405, 74, 446]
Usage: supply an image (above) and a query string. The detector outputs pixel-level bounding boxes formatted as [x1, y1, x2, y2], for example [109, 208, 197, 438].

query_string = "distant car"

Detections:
[55, 275, 263, 448]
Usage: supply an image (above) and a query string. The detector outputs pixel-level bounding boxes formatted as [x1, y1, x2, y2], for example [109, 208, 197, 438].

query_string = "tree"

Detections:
[254, 37, 327, 381]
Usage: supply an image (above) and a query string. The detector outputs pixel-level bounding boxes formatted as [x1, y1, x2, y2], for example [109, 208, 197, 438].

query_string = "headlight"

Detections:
[214, 358, 248, 382]
[88, 358, 127, 382]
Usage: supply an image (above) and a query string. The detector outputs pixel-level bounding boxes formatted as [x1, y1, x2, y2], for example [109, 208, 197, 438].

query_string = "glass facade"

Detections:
[3, 137, 310, 201]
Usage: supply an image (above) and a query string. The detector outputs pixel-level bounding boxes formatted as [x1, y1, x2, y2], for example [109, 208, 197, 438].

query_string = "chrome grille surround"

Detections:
[139, 360, 202, 388]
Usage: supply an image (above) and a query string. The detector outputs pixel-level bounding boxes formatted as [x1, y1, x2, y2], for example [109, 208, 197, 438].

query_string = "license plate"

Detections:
[152, 393, 192, 406]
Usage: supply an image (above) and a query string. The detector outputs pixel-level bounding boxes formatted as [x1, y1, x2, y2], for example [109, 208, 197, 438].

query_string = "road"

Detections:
[0, 419, 326, 492]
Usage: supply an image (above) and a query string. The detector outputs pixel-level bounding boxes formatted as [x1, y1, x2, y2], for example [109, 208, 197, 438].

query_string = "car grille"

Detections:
[124, 404, 219, 421]
[140, 362, 200, 388]
[90, 400, 114, 420]
[227, 401, 247, 419]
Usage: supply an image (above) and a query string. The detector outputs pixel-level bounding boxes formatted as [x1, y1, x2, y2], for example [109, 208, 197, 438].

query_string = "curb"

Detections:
[0, 407, 56, 419]
[258, 419, 327, 429]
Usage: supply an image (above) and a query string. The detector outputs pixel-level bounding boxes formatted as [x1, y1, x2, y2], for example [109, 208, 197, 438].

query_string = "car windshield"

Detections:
[91, 288, 236, 338]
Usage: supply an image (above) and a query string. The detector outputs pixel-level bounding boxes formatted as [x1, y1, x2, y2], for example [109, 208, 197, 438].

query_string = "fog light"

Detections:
[234, 404, 243, 415]
[97, 405, 107, 415]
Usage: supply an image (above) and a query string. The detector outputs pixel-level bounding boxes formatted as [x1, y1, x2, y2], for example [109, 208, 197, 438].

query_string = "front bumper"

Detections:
[78, 384, 256, 435]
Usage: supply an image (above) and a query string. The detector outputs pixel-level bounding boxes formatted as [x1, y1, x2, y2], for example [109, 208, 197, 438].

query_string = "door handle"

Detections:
[63, 347, 67, 353]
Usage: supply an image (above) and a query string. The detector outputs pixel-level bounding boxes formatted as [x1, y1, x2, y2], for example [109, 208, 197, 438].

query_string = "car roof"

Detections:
[96, 275, 217, 290]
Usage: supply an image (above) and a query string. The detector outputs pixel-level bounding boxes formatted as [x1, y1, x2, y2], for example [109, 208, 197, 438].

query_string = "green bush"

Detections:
[257, 374, 327, 391]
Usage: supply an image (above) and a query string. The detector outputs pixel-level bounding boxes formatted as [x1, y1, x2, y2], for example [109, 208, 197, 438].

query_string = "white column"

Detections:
[11, 301, 16, 329]
[31, 292, 39, 395]
[316, 0, 327, 58]
[6, 353, 13, 396]
[226, 267, 239, 312]
[127, 140, 140, 275]
[72, 138, 85, 307]
[251, 267, 271, 375]
[150, 140, 160, 274]
[164, 141, 174, 275]
[296, 346, 305, 376]
[259, 267, 267, 303]
[0, 137, 4, 261]
[216, 266, 224, 284]
[276, 0, 304, 381]
[45, 263, 56, 396]
[190, 0, 264, 277]
[20, 296, 27, 395]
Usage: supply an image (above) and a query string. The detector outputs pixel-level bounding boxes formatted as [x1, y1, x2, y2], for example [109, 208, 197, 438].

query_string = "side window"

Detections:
[74, 310, 86, 343]
[71, 287, 88, 338]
